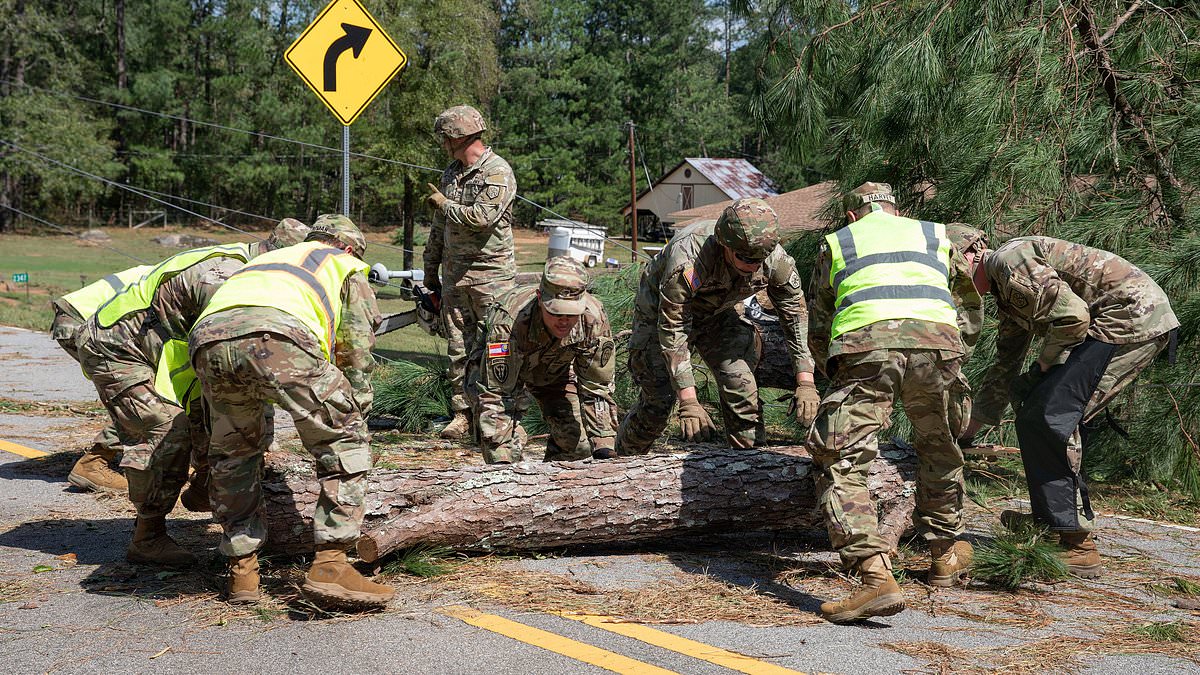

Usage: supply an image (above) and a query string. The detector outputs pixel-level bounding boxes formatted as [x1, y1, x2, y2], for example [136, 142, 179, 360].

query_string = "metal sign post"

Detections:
[285, 0, 407, 215]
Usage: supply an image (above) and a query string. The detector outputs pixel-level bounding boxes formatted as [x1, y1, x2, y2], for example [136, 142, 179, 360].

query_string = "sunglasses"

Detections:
[734, 251, 765, 265]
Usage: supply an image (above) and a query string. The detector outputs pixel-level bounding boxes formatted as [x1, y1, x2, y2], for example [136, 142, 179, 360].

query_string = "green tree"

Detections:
[758, 0, 1200, 492]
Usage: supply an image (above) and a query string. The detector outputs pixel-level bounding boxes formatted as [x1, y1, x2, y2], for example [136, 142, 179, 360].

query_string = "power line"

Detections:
[0, 203, 151, 264]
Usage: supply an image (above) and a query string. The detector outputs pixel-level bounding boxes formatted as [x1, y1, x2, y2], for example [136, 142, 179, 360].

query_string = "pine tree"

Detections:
[757, 0, 1200, 494]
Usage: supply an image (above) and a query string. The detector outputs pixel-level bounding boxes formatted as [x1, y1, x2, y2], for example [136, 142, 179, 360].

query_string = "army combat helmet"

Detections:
[306, 214, 367, 259]
[945, 223, 989, 256]
[266, 218, 311, 250]
[433, 105, 486, 141]
[714, 197, 780, 260]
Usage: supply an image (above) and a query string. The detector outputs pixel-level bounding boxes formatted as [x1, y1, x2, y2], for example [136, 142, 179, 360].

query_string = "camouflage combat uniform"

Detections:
[617, 219, 814, 452]
[807, 211, 983, 566]
[424, 147, 518, 413]
[467, 284, 617, 463]
[190, 233, 380, 557]
[50, 298, 127, 457]
[975, 236, 1178, 531]
[76, 254, 243, 517]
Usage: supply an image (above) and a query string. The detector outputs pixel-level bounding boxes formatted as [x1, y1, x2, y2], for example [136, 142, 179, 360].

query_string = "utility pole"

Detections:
[628, 121, 638, 261]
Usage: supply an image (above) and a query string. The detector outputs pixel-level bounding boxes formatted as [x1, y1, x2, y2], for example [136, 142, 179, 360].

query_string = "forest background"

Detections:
[1, 1, 1198, 500]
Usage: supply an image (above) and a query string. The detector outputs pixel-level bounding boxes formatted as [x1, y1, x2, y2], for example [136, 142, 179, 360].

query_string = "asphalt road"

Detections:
[1, 326, 1197, 674]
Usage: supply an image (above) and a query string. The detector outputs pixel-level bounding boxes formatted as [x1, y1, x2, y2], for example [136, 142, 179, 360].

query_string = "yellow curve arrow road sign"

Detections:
[285, 0, 407, 125]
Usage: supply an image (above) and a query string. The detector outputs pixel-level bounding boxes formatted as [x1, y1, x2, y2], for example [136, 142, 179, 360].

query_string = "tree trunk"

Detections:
[402, 174, 415, 271]
[261, 444, 917, 563]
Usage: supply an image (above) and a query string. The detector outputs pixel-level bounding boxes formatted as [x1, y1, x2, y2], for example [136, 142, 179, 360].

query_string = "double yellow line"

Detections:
[439, 606, 814, 675]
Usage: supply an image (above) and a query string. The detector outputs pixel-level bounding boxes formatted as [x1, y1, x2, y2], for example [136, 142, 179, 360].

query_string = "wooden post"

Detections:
[628, 121, 638, 262]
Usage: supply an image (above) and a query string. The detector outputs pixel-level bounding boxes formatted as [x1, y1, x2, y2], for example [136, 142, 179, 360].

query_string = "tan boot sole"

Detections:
[68, 471, 127, 493]
[302, 579, 393, 610]
[928, 568, 969, 588]
[227, 589, 260, 604]
[1068, 563, 1102, 579]
[179, 488, 211, 513]
[822, 593, 906, 624]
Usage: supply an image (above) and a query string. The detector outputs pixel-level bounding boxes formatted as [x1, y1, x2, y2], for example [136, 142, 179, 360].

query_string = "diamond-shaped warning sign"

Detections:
[285, 0, 407, 125]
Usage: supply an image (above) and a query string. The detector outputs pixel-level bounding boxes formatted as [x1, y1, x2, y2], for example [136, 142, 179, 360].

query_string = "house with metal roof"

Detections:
[668, 180, 838, 235]
[621, 158, 779, 240]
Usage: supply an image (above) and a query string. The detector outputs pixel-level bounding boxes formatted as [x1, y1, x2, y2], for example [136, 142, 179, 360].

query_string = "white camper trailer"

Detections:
[540, 218, 607, 267]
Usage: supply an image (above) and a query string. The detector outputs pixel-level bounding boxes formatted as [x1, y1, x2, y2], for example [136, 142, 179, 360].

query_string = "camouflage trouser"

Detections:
[1040, 334, 1168, 533]
[52, 309, 128, 461]
[443, 280, 513, 412]
[530, 382, 593, 461]
[617, 310, 761, 454]
[807, 349, 970, 566]
[193, 333, 373, 557]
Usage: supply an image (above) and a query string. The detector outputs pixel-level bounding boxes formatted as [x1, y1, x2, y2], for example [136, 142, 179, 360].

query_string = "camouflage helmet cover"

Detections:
[843, 181, 897, 212]
[433, 105, 486, 140]
[945, 223, 989, 255]
[539, 256, 589, 315]
[266, 218, 311, 249]
[714, 198, 780, 259]
[306, 214, 367, 259]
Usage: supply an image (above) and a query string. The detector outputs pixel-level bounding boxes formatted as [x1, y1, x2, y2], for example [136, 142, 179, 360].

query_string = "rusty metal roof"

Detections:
[686, 158, 778, 199]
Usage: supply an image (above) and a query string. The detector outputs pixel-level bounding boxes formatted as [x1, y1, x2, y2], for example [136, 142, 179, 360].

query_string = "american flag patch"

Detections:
[685, 267, 700, 290]
[488, 342, 509, 358]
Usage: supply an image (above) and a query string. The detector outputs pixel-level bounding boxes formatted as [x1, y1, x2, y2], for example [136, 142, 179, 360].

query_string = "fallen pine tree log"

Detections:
[262, 444, 917, 563]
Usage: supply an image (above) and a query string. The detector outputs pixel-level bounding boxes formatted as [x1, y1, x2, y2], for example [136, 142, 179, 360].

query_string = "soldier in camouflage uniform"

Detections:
[51, 265, 152, 493]
[467, 257, 618, 464]
[75, 219, 310, 567]
[190, 215, 393, 609]
[808, 183, 982, 623]
[616, 198, 819, 453]
[423, 105, 518, 440]
[951, 228, 1179, 579]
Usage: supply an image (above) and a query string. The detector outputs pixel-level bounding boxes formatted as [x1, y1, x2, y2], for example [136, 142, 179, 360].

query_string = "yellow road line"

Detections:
[0, 439, 48, 459]
[439, 606, 678, 675]
[565, 614, 810, 675]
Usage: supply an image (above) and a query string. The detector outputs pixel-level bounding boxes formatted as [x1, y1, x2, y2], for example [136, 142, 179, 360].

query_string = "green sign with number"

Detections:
[11, 273, 28, 283]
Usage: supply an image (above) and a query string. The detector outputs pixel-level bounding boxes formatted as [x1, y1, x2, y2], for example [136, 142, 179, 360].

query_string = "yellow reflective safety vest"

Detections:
[94, 244, 253, 328]
[155, 339, 201, 409]
[196, 241, 369, 360]
[826, 211, 958, 340]
[60, 266, 153, 319]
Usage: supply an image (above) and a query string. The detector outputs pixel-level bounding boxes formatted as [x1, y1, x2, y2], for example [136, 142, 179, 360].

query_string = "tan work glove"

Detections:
[426, 183, 448, 210]
[789, 381, 821, 427]
[678, 397, 717, 443]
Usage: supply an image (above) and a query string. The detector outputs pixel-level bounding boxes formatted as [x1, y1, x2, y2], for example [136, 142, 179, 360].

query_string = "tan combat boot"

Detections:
[440, 411, 470, 440]
[1058, 531, 1102, 578]
[928, 539, 974, 587]
[126, 515, 197, 567]
[179, 472, 210, 512]
[67, 446, 128, 493]
[302, 545, 395, 610]
[227, 552, 260, 604]
[819, 553, 906, 624]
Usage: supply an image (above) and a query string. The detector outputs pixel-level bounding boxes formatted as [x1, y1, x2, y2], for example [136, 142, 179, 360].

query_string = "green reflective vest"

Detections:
[196, 241, 369, 360]
[60, 266, 153, 319]
[94, 244, 253, 328]
[826, 211, 958, 341]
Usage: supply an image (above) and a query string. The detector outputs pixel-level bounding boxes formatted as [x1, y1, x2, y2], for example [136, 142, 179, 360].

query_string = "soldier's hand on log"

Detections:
[678, 397, 717, 443]
[790, 382, 821, 426]
[426, 183, 448, 210]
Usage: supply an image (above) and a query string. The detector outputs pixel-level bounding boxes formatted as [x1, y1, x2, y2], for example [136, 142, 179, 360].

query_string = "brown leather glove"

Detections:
[678, 397, 717, 443]
[426, 183, 448, 210]
[789, 381, 821, 427]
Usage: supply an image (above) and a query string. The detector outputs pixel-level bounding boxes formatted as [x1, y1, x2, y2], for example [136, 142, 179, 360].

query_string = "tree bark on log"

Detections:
[262, 444, 917, 563]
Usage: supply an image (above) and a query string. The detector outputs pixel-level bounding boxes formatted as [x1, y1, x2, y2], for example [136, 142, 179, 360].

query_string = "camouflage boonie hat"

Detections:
[266, 218, 311, 249]
[843, 181, 897, 211]
[306, 214, 367, 259]
[539, 256, 589, 315]
[433, 105, 486, 140]
[945, 223, 989, 255]
[714, 198, 780, 259]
